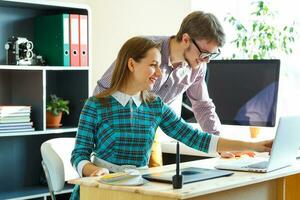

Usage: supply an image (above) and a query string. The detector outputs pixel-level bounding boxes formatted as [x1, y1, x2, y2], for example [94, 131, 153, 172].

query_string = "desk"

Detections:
[71, 158, 300, 200]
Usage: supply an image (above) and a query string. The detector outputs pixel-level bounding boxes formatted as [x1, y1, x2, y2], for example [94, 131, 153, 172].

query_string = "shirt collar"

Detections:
[166, 36, 185, 69]
[112, 91, 142, 108]
[161, 36, 172, 67]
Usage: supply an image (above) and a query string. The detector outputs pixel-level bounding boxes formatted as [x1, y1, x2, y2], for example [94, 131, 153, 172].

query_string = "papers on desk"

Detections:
[68, 169, 145, 186]
[98, 169, 145, 186]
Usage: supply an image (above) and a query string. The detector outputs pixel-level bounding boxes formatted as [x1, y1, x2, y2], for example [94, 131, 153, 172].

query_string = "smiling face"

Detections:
[184, 38, 219, 69]
[128, 47, 162, 91]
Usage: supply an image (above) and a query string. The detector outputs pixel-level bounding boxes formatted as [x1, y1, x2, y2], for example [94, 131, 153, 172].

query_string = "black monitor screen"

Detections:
[181, 59, 280, 127]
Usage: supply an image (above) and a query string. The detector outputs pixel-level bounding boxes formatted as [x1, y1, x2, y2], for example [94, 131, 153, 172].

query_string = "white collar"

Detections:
[112, 91, 142, 108]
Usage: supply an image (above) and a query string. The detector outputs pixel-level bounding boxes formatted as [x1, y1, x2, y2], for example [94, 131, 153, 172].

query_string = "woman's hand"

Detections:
[220, 151, 256, 158]
[217, 137, 273, 155]
[90, 167, 109, 177]
[83, 162, 110, 177]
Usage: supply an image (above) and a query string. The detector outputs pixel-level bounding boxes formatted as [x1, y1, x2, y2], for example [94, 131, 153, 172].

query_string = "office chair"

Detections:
[41, 137, 79, 200]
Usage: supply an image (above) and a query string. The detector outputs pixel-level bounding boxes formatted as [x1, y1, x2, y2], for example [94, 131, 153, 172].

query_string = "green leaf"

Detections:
[223, 0, 298, 59]
[46, 94, 70, 115]
[252, 23, 257, 31]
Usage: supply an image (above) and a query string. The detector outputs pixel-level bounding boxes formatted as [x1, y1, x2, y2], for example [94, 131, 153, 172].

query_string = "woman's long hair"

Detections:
[96, 37, 161, 103]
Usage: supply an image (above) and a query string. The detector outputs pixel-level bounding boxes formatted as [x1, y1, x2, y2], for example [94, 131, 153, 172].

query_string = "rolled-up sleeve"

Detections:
[187, 64, 221, 135]
[71, 98, 99, 175]
[159, 100, 219, 154]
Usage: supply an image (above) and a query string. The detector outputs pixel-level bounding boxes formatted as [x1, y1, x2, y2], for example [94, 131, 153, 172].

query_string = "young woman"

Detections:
[70, 36, 272, 199]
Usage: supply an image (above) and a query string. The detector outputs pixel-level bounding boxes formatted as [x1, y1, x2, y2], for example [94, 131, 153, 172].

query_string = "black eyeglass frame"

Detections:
[191, 38, 221, 60]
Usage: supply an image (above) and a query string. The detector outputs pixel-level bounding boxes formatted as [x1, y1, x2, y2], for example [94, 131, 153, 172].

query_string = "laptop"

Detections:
[215, 116, 300, 173]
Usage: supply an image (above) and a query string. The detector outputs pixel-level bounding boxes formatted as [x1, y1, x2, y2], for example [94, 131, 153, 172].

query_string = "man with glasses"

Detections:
[94, 11, 227, 166]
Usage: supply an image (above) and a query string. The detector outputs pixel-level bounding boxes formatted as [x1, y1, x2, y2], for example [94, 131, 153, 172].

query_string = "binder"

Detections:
[34, 14, 70, 66]
[79, 15, 88, 66]
[70, 14, 80, 66]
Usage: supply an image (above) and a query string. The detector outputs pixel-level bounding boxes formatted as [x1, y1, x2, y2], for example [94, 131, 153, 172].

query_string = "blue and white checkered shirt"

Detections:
[71, 93, 219, 173]
[70, 92, 219, 200]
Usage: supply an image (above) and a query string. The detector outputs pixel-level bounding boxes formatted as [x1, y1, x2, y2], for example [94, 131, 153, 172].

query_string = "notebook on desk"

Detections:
[215, 116, 300, 173]
[142, 167, 233, 184]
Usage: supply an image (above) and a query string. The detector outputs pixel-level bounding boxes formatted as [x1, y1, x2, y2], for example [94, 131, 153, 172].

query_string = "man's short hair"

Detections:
[176, 11, 225, 47]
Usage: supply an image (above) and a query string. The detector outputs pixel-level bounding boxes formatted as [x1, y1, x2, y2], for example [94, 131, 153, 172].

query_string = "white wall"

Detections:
[59, 0, 191, 90]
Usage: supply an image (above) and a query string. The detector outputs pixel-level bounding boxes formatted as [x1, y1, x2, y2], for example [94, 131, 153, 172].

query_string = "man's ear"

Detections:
[128, 58, 135, 72]
[182, 33, 190, 48]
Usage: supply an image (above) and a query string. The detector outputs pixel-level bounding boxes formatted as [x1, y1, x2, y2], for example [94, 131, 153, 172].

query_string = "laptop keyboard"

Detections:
[244, 161, 269, 169]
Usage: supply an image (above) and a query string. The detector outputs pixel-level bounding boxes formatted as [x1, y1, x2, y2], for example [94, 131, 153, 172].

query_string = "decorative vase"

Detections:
[249, 127, 261, 138]
[46, 111, 62, 128]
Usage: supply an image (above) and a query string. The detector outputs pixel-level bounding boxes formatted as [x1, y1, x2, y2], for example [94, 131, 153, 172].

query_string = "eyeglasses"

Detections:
[191, 38, 221, 60]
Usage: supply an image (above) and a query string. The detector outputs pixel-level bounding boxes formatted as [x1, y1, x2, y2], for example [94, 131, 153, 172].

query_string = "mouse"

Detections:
[181, 170, 200, 175]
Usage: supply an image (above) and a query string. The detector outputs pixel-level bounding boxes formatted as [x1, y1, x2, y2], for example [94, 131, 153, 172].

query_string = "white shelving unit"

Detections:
[0, 1, 91, 199]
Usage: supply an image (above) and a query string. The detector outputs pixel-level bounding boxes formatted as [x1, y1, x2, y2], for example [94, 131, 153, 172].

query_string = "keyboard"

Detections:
[244, 161, 269, 169]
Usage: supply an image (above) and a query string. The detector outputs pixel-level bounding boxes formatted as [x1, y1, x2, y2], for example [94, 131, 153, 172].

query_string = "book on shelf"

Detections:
[0, 106, 34, 132]
[0, 116, 31, 123]
[34, 14, 70, 66]
[0, 106, 31, 111]
[0, 125, 33, 130]
[0, 112, 30, 117]
[0, 128, 35, 133]
[0, 122, 33, 127]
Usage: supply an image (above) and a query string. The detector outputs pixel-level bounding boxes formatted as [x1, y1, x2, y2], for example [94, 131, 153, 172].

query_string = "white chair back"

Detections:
[41, 137, 79, 194]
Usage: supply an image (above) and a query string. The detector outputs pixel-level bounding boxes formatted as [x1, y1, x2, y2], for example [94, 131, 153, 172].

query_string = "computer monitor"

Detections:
[181, 59, 280, 127]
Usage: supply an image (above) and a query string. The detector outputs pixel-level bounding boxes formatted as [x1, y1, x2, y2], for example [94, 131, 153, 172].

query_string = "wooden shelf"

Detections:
[0, 65, 89, 70]
[0, 127, 78, 137]
[0, 0, 90, 12]
[0, 184, 73, 200]
[0, 1, 91, 199]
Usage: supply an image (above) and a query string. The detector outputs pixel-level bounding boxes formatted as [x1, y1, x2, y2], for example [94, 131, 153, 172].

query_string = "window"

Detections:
[191, 0, 300, 117]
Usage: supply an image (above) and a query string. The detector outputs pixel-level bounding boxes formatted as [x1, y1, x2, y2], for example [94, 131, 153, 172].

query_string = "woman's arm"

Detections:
[71, 97, 109, 177]
[217, 138, 272, 152]
[159, 100, 214, 153]
[159, 100, 273, 154]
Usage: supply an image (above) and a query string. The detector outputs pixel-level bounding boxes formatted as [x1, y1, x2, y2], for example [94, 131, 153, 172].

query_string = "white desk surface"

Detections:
[70, 158, 300, 199]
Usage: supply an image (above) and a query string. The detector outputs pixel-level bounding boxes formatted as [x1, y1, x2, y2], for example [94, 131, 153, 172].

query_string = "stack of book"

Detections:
[0, 106, 34, 133]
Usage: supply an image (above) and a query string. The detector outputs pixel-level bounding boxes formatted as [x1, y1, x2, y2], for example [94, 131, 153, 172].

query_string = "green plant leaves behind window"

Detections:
[224, 0, 298, 59]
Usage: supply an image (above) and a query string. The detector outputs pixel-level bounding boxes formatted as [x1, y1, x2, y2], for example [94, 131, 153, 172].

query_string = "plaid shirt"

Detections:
[93, 36, 221, 135]
[70, 94, 219, 200]
[71, 95, 217, 169]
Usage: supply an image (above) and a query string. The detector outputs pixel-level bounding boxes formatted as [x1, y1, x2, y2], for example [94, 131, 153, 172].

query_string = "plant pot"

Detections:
[46, 111, 62, 128]
[249, 127, 261, 138]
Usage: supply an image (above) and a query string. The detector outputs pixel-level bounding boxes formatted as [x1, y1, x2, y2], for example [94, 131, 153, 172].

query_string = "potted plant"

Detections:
[224, 0, 297, 59]
[46, 94, 69, 128]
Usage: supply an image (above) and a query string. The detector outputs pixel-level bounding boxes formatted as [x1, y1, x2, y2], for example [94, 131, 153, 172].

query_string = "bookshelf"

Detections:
[0, 0, 91, 199]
